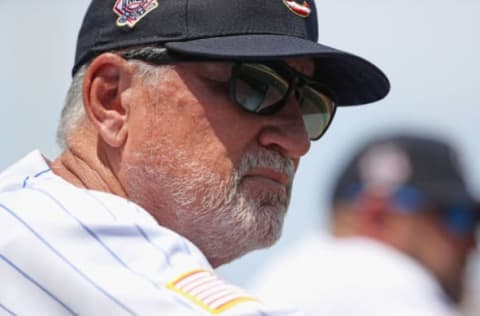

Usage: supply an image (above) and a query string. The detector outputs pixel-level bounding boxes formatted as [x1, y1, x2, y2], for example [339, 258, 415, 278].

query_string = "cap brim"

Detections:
[166, 35, 390, 106]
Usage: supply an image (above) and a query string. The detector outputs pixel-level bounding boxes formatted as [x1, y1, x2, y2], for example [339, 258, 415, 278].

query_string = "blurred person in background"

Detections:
[251, 134, 479, 316]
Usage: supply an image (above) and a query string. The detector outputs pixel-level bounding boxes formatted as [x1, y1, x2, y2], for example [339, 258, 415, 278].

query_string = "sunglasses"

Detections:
[120, 48, 337, 140]
[440, 205, 479, 237]
[231, 62, 336, 140]
[391, 186, 479, 237]
[340, 184, 479, 237]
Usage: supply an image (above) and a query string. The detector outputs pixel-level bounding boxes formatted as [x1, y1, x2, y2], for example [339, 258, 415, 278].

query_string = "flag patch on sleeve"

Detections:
[167, 269, 258, 314]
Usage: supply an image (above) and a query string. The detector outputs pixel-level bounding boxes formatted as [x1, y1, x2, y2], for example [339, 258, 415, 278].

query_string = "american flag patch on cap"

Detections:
[167, 269, 257, 314]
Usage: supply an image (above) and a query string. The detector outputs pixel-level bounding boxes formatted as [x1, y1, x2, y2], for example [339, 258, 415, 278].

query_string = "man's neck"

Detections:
[50, 147, 127, 198]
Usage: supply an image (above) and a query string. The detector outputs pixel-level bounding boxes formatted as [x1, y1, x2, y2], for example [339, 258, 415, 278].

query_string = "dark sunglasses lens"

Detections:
[442, 207, 478, 236]
[298, 85, 335, 140]
[233, 64, 289, 113]
[232, 63, 336, 140]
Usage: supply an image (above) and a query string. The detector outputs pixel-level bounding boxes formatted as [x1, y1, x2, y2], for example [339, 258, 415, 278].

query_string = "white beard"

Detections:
[126, 143, 295, 266]
[177, 149, 295, 265]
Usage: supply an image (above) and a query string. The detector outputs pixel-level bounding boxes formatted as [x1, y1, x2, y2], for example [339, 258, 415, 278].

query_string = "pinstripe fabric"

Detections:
[0, 303, 16, 316]
[0, 151, 302, 316]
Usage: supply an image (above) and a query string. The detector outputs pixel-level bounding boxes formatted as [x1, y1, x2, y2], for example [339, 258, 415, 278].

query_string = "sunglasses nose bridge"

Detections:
[291, 75, 303, 93]
[291, 75, 314, 106]
[261, 71, 302, 116]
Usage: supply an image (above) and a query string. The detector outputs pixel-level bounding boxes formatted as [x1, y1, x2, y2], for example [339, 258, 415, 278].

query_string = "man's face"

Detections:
[119, 59, 312, 266]
[407, 212, 477, 302]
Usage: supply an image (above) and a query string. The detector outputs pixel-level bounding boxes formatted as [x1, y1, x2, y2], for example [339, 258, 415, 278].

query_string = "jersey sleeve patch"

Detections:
[167, 269, 258, 314]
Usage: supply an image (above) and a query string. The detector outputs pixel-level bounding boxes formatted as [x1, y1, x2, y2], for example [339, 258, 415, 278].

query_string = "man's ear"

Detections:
[82, 53, 133, 148]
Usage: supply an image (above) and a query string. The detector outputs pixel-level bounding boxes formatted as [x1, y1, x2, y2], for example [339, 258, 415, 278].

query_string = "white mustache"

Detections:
[237, 150, 296, 183]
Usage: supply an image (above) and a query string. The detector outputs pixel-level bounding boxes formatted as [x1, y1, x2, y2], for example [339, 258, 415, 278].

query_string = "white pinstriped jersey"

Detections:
[0, 151, 301, 316]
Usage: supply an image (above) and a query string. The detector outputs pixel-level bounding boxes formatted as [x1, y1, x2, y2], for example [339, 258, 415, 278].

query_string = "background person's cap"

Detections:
[332, 134, 480, 214]
[73, 0, 390, 106]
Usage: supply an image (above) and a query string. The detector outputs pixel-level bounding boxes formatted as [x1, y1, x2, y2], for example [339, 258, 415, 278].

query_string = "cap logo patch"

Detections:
[282, 0, 311, 18]
[113, 0, 159, 28]
[359, 144, 412, 195]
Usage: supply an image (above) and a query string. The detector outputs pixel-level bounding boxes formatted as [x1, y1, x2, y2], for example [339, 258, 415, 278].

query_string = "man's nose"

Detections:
[257, 96, 311, 160]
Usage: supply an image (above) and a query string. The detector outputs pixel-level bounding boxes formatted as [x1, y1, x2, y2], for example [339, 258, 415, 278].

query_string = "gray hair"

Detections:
[56, 47, 173, 150]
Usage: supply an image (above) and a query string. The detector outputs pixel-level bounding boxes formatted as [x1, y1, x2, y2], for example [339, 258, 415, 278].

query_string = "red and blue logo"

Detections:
[113, 0, 159, 28]
[282, 0, 311, 18]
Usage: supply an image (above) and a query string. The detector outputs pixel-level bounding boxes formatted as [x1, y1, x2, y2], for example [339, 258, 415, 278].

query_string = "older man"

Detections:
[0, 0, 388, 315]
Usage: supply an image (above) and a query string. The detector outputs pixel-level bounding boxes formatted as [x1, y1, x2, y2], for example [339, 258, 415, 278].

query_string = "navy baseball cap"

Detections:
[332, 134, 480, 234]
[73, 0, 390, 106]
